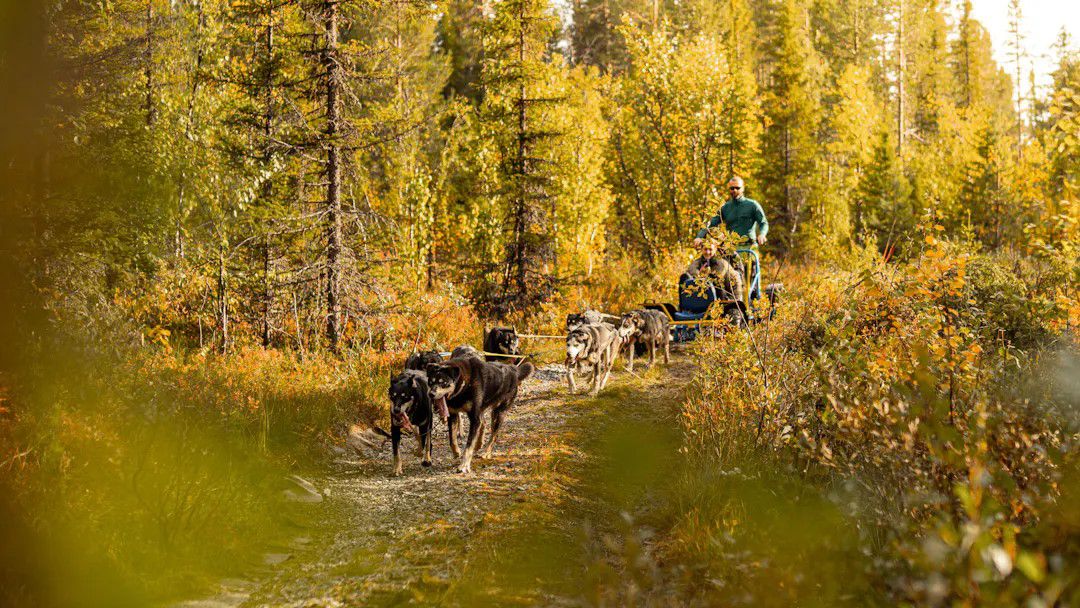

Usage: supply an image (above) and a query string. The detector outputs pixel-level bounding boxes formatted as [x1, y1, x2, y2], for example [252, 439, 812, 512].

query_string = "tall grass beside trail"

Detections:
[674, 231, 1079, 605]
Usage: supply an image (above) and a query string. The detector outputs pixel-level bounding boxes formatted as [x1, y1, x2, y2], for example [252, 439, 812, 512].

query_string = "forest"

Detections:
[0, 0, 1077, 605]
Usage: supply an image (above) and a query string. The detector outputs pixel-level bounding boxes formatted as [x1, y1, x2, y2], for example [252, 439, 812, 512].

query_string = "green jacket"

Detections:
[696, 196, 769, 243]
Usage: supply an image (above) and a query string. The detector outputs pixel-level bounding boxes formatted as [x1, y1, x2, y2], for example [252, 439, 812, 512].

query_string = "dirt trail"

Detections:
[177, 358, 695, 607]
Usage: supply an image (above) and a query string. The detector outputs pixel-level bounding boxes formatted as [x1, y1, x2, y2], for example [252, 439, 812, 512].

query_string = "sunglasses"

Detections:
[729, 186, 742, 190]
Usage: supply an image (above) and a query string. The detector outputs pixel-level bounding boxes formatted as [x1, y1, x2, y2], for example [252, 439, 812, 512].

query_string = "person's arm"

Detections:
[695, 214, 723, 242]
[752, 200, 769, 244]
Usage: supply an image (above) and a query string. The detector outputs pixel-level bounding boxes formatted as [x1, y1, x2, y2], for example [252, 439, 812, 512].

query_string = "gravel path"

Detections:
[175, 359, 694, 608]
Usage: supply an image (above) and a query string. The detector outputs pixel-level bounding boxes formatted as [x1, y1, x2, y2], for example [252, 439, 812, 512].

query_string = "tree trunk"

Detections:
[176, 3, 207, 262]
[896, 0, 905, 157]
[506, 0, 529, 300]
[218, 239, 228, 354]
[324, 0, 343, 350]
[261, 0, 276, 349]
[144, 0, 156, 126]
[262, 236, 272, 348]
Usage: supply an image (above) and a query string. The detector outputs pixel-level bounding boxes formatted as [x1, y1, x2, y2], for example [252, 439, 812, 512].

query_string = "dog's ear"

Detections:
[447, 366, 461, 381]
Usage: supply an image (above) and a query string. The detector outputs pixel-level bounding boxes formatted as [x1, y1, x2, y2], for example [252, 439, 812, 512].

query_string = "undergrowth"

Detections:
[674, 228, 1078, 605]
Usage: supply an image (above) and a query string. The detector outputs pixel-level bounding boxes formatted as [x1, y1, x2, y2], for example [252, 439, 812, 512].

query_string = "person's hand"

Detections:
[693, 237, 703, 248]
[756, 234, 767, 246]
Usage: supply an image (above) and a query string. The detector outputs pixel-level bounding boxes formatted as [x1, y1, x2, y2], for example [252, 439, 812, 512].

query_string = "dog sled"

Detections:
[645, 247, 782, 343]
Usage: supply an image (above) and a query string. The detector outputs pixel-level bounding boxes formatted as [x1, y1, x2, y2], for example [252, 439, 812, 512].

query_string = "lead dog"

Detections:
[618, 310, 670, 371]
[565, 322, 620, 396]
[387, 370, 435, 476]
[426, 357, 535, 474]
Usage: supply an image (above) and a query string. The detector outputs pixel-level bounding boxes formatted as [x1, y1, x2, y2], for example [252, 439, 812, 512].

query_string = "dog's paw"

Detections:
[392, 467, 403, 477]
[457, 464, 472, 474]
[421, 459, 432, 467]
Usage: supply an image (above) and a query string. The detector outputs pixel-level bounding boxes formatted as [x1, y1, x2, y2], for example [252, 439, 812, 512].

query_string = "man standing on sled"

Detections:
[693, 176, 768, 300]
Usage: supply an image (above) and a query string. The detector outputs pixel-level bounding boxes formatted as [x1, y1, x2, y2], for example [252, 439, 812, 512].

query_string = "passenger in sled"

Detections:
[680, 239, 743, 303]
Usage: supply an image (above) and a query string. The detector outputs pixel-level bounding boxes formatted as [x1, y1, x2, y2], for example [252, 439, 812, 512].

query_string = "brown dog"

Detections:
[617, 310, 670, 371]
[426, 357, 535, 474]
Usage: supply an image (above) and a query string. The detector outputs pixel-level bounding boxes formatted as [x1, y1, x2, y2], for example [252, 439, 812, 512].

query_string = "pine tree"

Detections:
[1043, 32, 1079, 202]
[958, 124, 1008, 246]
[571, 0, 619, 69]
[855, 128, 910, 250]
[951, 1, 1012, 118]
[475, 0, 563, 318]
[821, 64, 881, 250]
[908, 0, 952, 136]
[359, 0, 451, 288]
[437, 0, 486, 103]
[220, 0, 309, 348]
[570, 0, 657, 72]
[720, 0, 761, 176]
[757, 0, 824, 250]
[809, 0, 887, 69]
[1007, 0, 1026, 163]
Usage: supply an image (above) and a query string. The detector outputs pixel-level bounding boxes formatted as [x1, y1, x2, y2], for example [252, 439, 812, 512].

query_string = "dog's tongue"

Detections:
[394, 412, 413, 432]
[435, 397, 449, 422]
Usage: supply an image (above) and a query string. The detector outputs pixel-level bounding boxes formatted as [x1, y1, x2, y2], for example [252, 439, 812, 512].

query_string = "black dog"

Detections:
[387, 370, 435, 476]
[426, 357, 535, 474]
[483, 327, 521, 363]
[405, 350, 443, 371]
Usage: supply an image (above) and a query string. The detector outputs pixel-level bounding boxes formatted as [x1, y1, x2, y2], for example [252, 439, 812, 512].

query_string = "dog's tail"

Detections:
[516, 361, 535, 381]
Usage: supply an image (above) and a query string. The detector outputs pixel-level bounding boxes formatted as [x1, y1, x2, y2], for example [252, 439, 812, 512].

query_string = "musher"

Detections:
[693, 176, 768, 299]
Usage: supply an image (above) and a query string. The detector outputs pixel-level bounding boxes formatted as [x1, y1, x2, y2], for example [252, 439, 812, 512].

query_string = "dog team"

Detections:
[385, 308, 671, 476]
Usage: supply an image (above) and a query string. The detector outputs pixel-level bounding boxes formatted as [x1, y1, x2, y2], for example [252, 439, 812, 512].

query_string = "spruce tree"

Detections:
[720, 0, 761, 177]
[757, 0, 824, 250]
[958, 124, 1007, 246]
[855, 128, 910, 251]
[437, 0, 486, 103]
[476, 0, 563, 318]
[1043, 33, 1079, 201]
[821, 64, 881, 251]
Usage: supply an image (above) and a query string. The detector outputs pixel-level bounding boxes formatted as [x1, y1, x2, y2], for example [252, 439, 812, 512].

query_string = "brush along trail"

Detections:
[178, 358, 695, 607]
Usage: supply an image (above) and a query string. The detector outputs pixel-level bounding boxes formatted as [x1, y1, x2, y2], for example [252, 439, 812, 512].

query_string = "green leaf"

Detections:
[1015, 551, 1046, 583]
